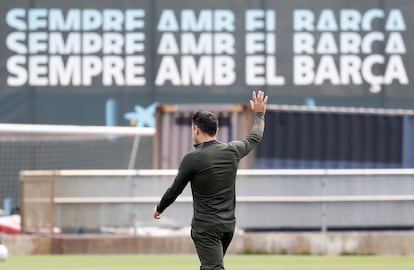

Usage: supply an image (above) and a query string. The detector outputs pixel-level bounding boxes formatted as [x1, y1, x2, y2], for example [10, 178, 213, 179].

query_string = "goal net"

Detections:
[0, 124, 155, 214]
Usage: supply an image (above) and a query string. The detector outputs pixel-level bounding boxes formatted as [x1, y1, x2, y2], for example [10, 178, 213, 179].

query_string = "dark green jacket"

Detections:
[157, 112, 265, 231]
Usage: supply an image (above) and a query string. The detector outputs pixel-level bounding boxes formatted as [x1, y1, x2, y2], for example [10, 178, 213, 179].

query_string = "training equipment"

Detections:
[0, 123, 155, 212]
[0, 244, 8, 261]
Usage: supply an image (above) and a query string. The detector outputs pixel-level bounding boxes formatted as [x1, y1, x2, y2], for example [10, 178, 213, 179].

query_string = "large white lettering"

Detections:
[6, 8, 146, 87]
[293, 8, 409, 93]
[156, 56, 235, 86]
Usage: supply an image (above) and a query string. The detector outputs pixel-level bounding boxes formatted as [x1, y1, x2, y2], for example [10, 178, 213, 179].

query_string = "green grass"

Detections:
[1, 255, 414, 270]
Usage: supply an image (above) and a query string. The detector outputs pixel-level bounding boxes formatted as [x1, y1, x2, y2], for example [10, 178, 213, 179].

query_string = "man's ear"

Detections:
[194, 125, 200, 135]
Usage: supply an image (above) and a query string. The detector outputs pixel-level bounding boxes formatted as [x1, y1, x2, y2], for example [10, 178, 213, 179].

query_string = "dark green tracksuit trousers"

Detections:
[191, 229, 234, 270]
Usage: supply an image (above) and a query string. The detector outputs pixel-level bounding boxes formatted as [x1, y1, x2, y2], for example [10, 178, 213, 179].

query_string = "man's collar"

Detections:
[194, 139, 219, 148]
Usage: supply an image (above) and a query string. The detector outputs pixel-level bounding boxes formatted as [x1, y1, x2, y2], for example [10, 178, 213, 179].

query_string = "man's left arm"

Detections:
[153, 153, 194, 219]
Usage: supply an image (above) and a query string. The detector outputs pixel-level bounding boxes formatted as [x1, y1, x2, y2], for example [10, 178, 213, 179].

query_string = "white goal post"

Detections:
[0, 123, 155, 137]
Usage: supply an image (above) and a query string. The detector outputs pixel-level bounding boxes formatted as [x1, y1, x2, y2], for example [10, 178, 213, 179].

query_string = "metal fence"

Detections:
[154, 104, 414, 170]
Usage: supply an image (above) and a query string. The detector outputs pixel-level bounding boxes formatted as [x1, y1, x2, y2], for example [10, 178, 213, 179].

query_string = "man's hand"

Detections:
[250, 90, 268, 113]
[153, 206, 161, 219]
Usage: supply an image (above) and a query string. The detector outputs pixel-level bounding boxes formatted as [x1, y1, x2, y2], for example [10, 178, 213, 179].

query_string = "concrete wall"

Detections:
[3, 232, 414, 256]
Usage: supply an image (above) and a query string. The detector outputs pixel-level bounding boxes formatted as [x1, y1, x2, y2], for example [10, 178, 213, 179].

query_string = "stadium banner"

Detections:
[0, 0, 413, 124]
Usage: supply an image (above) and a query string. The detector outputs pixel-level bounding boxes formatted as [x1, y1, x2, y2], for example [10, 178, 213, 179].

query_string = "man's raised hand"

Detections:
[250, 90, 268, 113]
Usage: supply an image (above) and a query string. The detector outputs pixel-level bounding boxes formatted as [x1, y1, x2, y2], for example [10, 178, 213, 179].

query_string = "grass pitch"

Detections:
[1, 255, 414, 270]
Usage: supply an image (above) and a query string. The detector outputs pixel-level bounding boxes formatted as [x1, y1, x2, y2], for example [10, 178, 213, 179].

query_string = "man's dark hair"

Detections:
[192, 110, 218, 136]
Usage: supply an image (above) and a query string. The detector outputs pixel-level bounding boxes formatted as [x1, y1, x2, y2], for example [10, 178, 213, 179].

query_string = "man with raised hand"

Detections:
[154, 90, 268, 270]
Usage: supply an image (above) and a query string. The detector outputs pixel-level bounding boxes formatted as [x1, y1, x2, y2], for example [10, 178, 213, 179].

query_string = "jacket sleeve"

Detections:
[156, 153, 195, 213]
[230, 112, 265, 159]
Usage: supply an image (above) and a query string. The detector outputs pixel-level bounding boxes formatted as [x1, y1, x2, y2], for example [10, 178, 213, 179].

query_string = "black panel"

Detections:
[257, 111, 403, 164]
